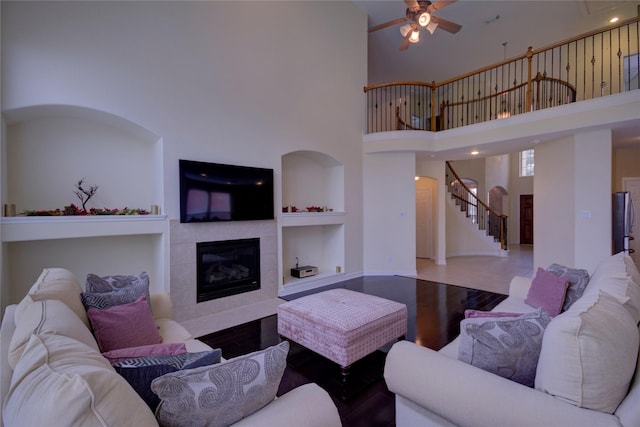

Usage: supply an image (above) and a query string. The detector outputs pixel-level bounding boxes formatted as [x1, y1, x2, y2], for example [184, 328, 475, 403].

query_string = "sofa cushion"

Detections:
[583, 252, 640, 322]
[8, 299, 99, 370]
[102, 342, 187, 364]
[546, 263, 590, 311]
[151, 341, 289, 427]
[87, 295, 162, 352]
[4, 333, 157, 426]
[15, 268, 89, 328]
[525, 267, 569, 317]
[535, 291, 639, 414]
[113, 349, 221, 411]
[458, 308, 551, 387]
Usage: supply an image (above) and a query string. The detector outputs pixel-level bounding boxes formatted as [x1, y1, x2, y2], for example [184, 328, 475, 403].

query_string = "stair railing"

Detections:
[445, 161, 508, 250]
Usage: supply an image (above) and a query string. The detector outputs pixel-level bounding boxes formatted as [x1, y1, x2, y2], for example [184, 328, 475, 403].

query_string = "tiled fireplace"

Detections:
[196, 238, 260, 302]
[169, 220, 277, 324]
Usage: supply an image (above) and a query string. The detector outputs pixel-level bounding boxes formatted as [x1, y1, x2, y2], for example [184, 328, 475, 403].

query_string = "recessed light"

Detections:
[470, 151, 479, 155]
[610, 17, 619, 23]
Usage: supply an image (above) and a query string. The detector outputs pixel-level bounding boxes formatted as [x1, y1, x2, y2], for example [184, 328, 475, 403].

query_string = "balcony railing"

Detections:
[364, 17, 639, 133]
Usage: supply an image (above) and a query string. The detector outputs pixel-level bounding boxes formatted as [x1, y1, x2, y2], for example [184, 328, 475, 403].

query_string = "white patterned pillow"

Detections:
[151, 341, 289, 427]
[458, 308, 551, 387]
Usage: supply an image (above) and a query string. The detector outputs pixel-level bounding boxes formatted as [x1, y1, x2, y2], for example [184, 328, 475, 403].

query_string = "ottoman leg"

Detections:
[340, 365, 351, 382]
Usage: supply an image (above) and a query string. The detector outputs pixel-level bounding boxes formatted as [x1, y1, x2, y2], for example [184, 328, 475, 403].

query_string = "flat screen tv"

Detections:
[179, 159, 274, 223]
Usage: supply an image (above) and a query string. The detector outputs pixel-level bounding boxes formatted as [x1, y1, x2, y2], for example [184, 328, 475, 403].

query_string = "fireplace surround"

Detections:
[196, 238, 260, 302]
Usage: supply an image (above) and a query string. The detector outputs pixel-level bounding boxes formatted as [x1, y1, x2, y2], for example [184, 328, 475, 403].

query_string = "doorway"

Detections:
[520, 194, 534, 245]
[416, 177, 437, 259]
[622, 177, 640, 266]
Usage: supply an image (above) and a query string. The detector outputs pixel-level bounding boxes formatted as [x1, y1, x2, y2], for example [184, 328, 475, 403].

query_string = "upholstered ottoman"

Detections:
[277, 288, 407, 377]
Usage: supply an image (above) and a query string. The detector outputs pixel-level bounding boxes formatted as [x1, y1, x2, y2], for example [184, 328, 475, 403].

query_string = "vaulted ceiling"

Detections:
[354, 0, 639, 84]
[354, 0, 640, 148]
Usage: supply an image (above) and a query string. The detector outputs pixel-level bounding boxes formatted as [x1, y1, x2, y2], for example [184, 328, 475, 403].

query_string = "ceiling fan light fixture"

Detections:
[409, 28, 420, 43]
[426, 21, 439, 34]
[399, 23, 412, 37]
[418, 11, 431, 27]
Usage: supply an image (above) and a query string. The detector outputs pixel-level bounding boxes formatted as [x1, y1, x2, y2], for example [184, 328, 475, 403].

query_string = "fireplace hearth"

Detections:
[196, 238, 260, 302]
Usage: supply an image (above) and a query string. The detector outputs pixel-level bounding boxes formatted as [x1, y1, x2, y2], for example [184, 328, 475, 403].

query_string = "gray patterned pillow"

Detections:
[458, 308, 551, 387]
[86, 272, 150, 293]
[81, 281, 150, 311]
[546, 263, 590, 311]
[151, 341, 289, 427]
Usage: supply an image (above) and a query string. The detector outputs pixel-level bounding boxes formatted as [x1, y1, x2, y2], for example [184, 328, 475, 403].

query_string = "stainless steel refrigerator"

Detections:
[613, 191, 635, 255]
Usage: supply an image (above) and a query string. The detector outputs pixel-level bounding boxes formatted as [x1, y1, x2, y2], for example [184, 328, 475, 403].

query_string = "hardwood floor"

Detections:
[198, 276, 507, 427]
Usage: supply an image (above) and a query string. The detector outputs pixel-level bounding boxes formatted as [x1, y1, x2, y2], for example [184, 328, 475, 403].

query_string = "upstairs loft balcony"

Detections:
[364, 17, 639, 134]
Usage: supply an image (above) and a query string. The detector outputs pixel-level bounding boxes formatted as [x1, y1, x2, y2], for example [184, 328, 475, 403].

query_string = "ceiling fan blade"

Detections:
[404, 0, 420, 12]
[430, 15, 462, 34]
[399, 31, 412, 51]
[369, 16, 409, 33]
[427, 0, 457, 13]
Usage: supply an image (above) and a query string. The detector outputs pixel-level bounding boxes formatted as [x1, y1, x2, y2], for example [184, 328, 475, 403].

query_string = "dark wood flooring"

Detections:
[198, 276, 507, 427]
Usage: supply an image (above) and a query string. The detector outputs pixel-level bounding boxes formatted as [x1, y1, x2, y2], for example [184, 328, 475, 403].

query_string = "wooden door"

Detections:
[520, 194, 534, 245]
[416, 184, 433, 259]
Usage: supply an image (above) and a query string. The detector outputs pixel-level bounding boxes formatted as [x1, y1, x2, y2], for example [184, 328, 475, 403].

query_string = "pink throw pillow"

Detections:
[102, 343, 187, 364]
[525, 267, 569, 317]
[87, 296, 162, 352]
[464, 310, 522, 319]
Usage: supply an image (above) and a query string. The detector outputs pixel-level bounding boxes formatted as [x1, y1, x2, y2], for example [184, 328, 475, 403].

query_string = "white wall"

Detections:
[485, 154, 510, 199]
[1, 1, 367, 305]
[573, 129, 612, 271]
[363, 152, 416, 275]
[534, 129, 612, 272]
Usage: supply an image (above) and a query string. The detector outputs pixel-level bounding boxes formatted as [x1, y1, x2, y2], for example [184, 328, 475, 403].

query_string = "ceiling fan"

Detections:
[368, 0, 462, 51]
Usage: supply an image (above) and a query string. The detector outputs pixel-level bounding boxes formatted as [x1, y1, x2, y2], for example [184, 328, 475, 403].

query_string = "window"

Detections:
[519, 149, 534, 177]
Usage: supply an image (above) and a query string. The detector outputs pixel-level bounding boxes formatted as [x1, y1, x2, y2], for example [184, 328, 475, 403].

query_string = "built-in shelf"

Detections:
[279, 211, 345, 227]
[279, 150, 346, 292]
[1, 215, 168, 242]
[280, 271, 346, 295]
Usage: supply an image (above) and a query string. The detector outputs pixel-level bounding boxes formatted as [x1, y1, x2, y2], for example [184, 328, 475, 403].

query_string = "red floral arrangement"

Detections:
[22, 179, 149, 216]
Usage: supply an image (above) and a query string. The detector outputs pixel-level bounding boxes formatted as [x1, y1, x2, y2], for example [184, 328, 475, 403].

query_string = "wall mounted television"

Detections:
[179, 159, 274, 223]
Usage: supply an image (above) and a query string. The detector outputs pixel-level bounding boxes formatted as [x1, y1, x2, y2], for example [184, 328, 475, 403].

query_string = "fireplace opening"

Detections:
[196, 238, 260, 303]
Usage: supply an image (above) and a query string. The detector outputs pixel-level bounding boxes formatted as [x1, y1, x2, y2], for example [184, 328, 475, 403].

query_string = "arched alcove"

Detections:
[488, 185, 508, 215]
[0, 105, 167, 309]
[2, 104, 162, 211]
[279, 150, 345, 293]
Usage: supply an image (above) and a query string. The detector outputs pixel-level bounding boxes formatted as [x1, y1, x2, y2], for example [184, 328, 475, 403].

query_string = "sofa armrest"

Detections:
[508, 275, 533, 299]
[384, 341, 618, 427]
[150, 292, 173, 320]
[232, 383, 341, 427]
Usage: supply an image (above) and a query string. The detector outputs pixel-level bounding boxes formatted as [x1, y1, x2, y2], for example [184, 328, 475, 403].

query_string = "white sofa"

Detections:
[0, 268, 341, 427]
[385, 252, 640, 427]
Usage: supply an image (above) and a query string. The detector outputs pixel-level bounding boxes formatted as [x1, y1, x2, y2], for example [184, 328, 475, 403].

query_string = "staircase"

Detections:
[445, 161, 508, 251]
